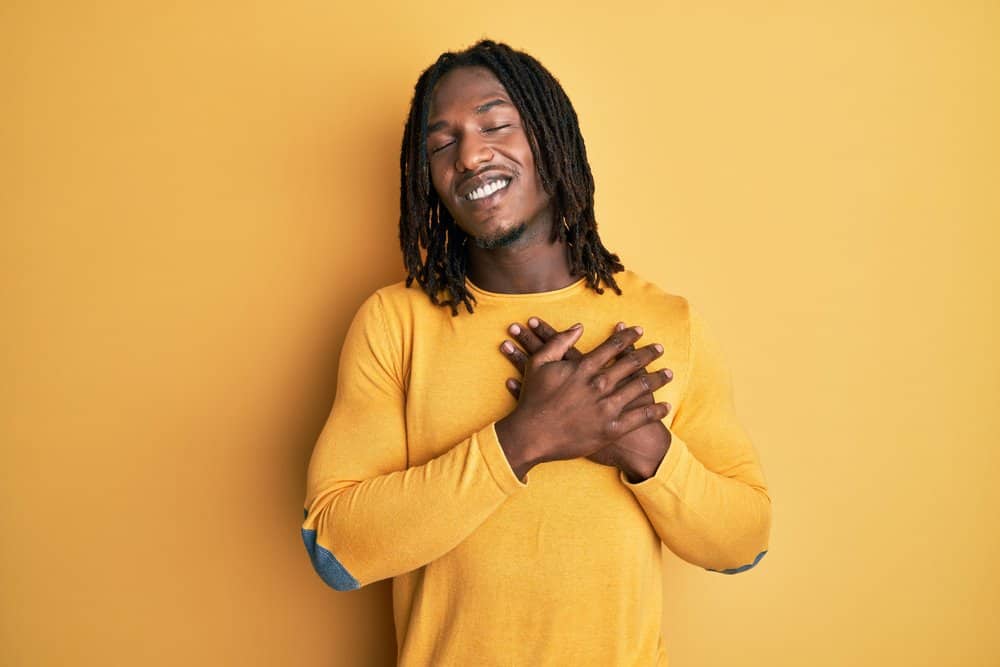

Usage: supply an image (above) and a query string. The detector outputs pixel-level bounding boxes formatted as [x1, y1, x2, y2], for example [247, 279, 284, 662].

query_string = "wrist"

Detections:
[620, 428, 672, 482]
[495, 413, 549, 482]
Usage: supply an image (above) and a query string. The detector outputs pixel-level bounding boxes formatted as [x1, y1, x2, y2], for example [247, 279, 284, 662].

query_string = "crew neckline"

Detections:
[464, 274, 589, 300]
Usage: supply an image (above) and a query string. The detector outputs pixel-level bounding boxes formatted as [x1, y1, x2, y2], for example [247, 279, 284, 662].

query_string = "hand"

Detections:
[500, 317, 674, 479]
[494, 320, 673, 470]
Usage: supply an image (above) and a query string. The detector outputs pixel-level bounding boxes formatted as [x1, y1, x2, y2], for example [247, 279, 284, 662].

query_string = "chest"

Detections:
[402, 302, 688, 466]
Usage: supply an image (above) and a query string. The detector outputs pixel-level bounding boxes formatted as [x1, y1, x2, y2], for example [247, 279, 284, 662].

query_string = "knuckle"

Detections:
[598, 399, 617, 419]
[590, 373, 609, 392]
[639, 375, 651, 391]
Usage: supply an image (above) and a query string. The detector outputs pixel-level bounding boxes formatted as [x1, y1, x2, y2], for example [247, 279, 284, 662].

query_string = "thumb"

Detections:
[532, 323, 583, 365]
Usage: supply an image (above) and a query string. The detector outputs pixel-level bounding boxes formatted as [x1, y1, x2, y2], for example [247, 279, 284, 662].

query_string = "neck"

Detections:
[465, 219, 578, 294]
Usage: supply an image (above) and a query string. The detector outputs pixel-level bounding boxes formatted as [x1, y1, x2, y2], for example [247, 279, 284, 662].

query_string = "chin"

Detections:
[471, 221, 527, 249]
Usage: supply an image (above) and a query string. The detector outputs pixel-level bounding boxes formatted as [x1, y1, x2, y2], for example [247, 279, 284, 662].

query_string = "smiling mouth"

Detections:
[463, 178, 511, 205]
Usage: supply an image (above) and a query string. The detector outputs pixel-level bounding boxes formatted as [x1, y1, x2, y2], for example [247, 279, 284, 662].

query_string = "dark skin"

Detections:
[426, 65, 574, 293]
[500, 318, 673, 483]
[426, 65, 673, 482]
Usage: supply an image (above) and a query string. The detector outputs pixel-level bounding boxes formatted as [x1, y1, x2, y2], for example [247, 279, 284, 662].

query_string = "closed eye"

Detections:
[430, 125, 512, 154]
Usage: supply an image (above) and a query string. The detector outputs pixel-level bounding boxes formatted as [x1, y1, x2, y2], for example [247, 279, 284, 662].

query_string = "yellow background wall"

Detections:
[4, 2, 998, 665]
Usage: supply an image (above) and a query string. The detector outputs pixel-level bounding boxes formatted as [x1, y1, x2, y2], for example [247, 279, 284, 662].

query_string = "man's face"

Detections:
[426, 66, 553, 249]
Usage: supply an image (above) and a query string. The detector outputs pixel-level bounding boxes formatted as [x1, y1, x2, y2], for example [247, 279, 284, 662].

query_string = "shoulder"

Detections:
[356, 278, 447, 332]
[372, 277, 439, 309]
[615, 271, 733, 383]
[612, 268, 692, 322]
[609, 269, 698, 372]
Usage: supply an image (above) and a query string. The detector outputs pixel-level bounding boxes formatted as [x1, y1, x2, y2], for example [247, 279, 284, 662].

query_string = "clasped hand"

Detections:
[496, 317, 674, 479]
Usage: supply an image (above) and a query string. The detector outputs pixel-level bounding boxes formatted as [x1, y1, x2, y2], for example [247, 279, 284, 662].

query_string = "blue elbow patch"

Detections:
[301, 509, 360, 591]
[706, 549, 768, 575]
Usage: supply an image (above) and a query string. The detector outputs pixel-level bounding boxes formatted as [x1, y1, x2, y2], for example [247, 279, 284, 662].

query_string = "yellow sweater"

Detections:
[301, 269, 771, 666]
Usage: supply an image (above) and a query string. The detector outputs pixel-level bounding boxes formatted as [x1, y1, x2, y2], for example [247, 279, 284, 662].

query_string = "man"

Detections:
[302, 39, 771, 666]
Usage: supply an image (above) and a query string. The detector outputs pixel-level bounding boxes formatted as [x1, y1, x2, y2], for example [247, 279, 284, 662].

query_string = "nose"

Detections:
[455, 131, 494, 172]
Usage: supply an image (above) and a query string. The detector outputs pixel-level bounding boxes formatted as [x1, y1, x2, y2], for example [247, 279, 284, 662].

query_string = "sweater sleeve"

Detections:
[618, 305, 772, 574]
[300, 292, 528, 591]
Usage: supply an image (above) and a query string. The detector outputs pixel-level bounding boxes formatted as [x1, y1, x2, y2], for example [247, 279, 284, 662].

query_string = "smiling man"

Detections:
[302, 39, 772, 666]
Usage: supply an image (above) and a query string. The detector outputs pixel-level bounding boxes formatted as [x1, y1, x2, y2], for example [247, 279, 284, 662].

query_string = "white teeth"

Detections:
[466, 178, 510, 201]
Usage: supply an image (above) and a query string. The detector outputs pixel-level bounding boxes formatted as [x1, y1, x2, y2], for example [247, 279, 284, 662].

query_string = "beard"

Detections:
[471, 221, 528, 249]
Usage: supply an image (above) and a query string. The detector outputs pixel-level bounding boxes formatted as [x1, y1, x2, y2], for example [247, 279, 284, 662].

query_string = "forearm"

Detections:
[615, 304, 773, 573]
[621, 432, 771, 573]
[302, 421, 527, 590]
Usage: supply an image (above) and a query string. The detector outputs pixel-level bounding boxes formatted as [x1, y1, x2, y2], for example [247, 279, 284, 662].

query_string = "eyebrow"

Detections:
[427, 98, 511, 135]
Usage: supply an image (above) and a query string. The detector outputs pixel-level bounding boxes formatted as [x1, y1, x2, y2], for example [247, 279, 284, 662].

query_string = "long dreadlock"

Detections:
[399, 38, 625, 315]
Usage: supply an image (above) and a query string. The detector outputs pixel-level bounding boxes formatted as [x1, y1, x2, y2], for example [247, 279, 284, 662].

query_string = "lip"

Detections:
[462, 178, 512, 209]
[457, 170, 513, 199]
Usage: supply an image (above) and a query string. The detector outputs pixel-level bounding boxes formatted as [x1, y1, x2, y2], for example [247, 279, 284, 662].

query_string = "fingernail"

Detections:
[633, 326, 644, 335]
[653, 343, 663, 353]
[528, 317, 540, 328]
[501, 341, 514, 353]
[509, 324, 521, 335]
[570, 322, 583, 330]
[615, 322, 625, 331]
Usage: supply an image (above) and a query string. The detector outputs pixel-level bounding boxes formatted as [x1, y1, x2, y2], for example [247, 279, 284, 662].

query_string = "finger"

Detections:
[500, 340, 529, 375]
[612, 317, 651, 387]
[607, 368, 673, 410]
[530, 321, 584, 366]
[507, 322, 545, 355]
[602, 343, 667, 388]
[610, 321, 641, 375]
[607, 401, 672, 439]
[596, 321, 632, 369]
[615, 321, 637, 353]
[621, 390, 655, 412]
[616, 366, 644, 390]
[588, 342, 664, 395]
[505, 378, 521, 401]
[578, 325, 644, 374]
[529, 317, 584, 361]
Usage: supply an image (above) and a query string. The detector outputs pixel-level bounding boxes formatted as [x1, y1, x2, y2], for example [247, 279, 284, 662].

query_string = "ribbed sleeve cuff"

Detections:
[618, 430, 690, 490]
[477, 421, 529, 495]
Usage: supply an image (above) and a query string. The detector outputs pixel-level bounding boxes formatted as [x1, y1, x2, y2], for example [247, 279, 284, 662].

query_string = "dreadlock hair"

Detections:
[399, 38, 625, 316]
